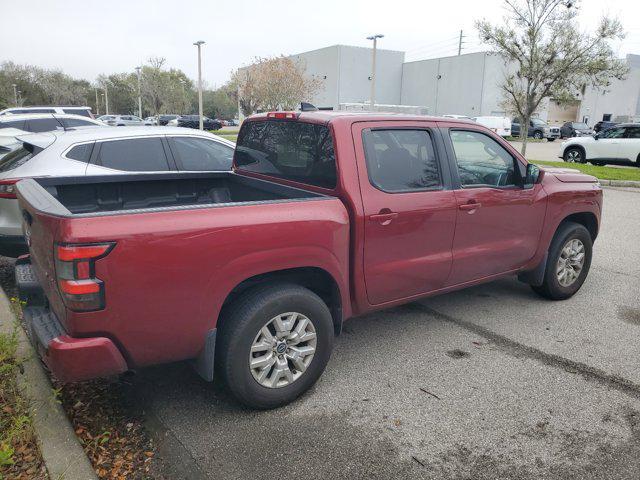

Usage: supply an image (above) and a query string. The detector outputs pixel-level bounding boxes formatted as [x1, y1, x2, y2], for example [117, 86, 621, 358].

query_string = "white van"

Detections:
[473, 116, 512, 137]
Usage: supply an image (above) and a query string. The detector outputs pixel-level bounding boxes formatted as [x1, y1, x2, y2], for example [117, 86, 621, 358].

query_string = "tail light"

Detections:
[55, 243, 115, 311]
[267, 112, 298, 119]
[0, 179, 20, 199]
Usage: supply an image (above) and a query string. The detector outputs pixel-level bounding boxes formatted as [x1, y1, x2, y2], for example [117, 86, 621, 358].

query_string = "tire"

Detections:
[216, 283, 334, 409]
[531, 222, 592, 300]
[563, 146, 585, 163]
[533, 131, 543, 140]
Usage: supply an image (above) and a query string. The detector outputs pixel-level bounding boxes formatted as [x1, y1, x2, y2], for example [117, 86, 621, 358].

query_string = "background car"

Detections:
[170, 115, 222, 130]
[227, 119, 239, 126]
[511, 118, 560, 141]
[144, 116, 158, 125]
[0, 113, 104, 133]
[472, 116, 511, 137]
[158, 114, 180, 126]
[593, 120, 618, 133]
[560, 121, 593, 138]
[560, 123, 640, 166]
[0, 105, 93, 117]
[0, 126, 235, 256]
[97, 114, 153, 126]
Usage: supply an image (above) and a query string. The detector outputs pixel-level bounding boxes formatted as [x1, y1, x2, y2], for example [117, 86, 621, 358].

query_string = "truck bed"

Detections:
[19, 172, 326, 217]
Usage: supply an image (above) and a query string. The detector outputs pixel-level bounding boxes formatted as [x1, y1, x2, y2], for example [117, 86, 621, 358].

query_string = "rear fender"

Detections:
[198, 246, 350, 332]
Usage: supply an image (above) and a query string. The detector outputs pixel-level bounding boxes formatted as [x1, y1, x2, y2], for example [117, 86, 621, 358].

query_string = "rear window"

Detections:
[0, 120, 26, 130]
[235, 120, 337, 189]
[63, 108, 91, 118]
[66, 143, 94, 162]
[25, 118, 63, 133]
[0, 142, 40, 172]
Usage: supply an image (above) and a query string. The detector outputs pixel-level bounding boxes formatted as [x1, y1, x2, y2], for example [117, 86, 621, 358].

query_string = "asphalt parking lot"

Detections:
[125, 186, 640, 480]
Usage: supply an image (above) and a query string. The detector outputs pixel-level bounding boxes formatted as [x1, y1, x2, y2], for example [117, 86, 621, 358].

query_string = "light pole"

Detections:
[95, 88, 100, 116]
[135, 66, 143, 119]
[193, 41, 205, 129]
[179, 79, 187, 114]
[366, 34, 384, 108]
[193, 40, 205, 130]
[12, 84, 18, 106]
[104, 88, 110, 115]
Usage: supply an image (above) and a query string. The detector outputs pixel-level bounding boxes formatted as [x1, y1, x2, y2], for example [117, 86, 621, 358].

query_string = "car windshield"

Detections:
[573, 123, 589, 129]
[531, 119, 546, 126]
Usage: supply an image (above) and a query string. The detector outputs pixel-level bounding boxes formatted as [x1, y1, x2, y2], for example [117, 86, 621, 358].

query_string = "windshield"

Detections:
[573, 123, 589, 129]
[531, 119, 546, 127]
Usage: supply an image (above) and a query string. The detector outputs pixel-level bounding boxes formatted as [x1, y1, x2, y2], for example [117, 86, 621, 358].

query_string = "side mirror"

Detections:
[524, 163, 542, 188]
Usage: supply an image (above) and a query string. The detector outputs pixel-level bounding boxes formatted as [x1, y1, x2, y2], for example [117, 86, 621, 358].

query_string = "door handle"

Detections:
[369, 211, 398, 225]
[459, 202, 481, 212]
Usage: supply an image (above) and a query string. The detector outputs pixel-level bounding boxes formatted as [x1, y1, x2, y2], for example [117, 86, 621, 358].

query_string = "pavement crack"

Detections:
[411, 302, 640, 401]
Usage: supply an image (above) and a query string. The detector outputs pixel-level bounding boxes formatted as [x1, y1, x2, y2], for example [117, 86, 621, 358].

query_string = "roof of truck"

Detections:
[247, 111, 477, 125]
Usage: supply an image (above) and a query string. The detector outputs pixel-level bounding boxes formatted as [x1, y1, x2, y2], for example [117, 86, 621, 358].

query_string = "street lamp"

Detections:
[193, 40, 205, 130]
[11, 84, 18, 106]
[135, 66, 143, 119]
[366, 34, 384, 108]
[104, 88, 109, 115]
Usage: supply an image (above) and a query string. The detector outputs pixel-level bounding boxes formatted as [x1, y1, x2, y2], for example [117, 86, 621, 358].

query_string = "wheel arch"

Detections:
[559, 212, 599, 241]
[563, 144, 586, 160]
[218, 266, 345, 337]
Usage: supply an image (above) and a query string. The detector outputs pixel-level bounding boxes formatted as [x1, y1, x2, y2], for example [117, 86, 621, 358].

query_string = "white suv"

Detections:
[560, 124, 640, 166]
[0, 127, 235, 256]
[97, 115, 153, 126]
[0, 106, 93, 117]
[0, 113, 104, 134]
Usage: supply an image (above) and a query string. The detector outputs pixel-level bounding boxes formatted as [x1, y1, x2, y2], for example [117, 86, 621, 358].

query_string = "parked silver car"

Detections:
[97, 115, 153, 126]
[0, 126, 235, 256]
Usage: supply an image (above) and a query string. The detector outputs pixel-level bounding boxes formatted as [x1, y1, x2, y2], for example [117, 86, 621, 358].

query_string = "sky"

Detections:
[2, 0, 639, 87]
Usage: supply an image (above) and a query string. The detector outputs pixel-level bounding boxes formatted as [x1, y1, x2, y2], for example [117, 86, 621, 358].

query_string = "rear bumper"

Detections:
[17, 259, 128, 382]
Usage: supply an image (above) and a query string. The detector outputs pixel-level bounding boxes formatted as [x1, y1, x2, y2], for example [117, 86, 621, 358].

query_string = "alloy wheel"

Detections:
[249, 312, 317, 388]
[556, 238, 585, 287]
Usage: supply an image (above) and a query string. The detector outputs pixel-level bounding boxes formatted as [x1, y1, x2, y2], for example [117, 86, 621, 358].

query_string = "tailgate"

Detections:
[17, 180, 69, 326]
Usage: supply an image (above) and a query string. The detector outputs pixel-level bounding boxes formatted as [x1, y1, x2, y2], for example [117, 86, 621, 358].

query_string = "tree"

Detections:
[97, 73, 137, 115]
[140, 57, 193, 117]
[203, 83, 237, 119]
[233, 56, 322, 115]
[477, 0, 627, 155]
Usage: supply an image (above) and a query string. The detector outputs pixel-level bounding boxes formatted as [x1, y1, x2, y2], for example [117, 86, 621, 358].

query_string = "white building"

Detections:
[289, 45, 640, 126]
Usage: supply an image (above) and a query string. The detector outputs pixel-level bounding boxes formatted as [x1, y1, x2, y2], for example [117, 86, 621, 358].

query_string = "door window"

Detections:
[601, 127, 625, 139]
[624, 126, 640, 139]
[169, 137, 233, 171]
[98, 138, 169, 171]
[362, 129, 441, 192]
[59, 118, 96, 128]
[25, 118, 64, 133]
[449, 130, 519, 187]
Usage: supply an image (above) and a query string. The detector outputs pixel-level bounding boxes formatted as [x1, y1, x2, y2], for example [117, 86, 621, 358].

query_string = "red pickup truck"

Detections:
[16, 112, 602, 408]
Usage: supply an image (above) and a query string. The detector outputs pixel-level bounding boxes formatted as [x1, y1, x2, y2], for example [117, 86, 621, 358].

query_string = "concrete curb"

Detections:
[598, 179, 640, 188]
[0, 289, 97, 480]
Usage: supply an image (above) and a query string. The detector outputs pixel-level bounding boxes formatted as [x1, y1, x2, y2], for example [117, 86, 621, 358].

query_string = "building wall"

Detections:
[578, 54, 640, 124]
[400, 52, 514, 117]
[292, 45, 404, 110]
[290, 46, 341, 110]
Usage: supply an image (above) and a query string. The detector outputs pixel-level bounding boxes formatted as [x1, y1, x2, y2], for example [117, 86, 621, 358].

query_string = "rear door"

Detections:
[441, 125, 546, 285]
[352, 121, 457, 305]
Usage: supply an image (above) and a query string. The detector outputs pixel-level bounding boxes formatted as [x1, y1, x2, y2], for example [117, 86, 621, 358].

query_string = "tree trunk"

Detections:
[520, 115, 530, 157]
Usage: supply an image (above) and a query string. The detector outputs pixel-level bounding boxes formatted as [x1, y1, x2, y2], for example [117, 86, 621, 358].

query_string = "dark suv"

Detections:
[560, 122, 593, 138]
[176, 115, 222, 130]
[511, 118, 560, 141]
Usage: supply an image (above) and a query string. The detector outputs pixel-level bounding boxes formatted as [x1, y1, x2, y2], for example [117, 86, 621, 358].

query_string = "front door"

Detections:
[443, 128, 547, 285]
[592, 126, 624, 159]
[352, 122, 457, 305]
